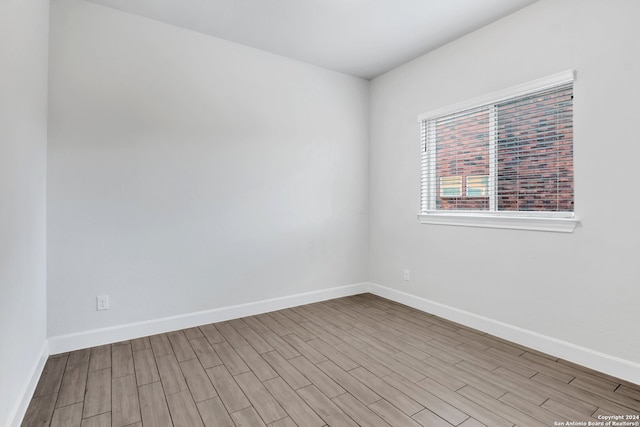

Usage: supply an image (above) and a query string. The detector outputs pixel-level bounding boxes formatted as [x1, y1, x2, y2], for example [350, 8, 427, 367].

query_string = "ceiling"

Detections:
[85, 0, 538, 80]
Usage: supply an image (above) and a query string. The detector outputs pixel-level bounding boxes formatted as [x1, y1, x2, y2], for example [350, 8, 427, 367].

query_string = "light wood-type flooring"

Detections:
[22, 294, 640, 426]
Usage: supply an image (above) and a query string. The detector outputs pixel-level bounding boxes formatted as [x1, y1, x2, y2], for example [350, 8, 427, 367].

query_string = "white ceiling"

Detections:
[85, 0, 538, 79]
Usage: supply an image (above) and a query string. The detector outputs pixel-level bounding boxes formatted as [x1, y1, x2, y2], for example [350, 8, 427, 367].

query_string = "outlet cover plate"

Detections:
[96, 295, 109, 311]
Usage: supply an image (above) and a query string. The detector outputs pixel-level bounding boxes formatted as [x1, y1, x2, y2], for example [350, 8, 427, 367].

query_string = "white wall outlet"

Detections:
[403, 269, 410, 281]
[96, 295, 109, 311]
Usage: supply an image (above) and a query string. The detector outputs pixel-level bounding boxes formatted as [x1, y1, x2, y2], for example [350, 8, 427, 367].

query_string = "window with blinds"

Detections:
[419, 71, 575, 229]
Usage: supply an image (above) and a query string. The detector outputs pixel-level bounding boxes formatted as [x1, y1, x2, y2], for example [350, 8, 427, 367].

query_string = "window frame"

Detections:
[417, 70, 579, 233]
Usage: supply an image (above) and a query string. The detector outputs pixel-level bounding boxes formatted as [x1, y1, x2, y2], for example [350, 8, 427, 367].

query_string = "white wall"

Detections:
[369, 0, 640, 367]
[0, 0, 50, 424]
[47, 0, 369, 337]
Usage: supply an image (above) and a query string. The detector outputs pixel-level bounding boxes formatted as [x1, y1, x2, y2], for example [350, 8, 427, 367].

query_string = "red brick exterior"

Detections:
[435, 88, 573, 212]
[436, 108, 490, 210]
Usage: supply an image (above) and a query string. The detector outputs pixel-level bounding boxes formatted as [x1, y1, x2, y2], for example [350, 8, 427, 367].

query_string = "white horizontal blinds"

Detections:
[420, 78, 574, 215]
[420, 121, 429, 212]
[420, 119, 438, 212]
[496, 83, 573, 212]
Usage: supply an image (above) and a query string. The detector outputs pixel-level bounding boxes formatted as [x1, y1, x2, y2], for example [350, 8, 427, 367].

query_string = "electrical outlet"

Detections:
[403, 269, 410, 281]
[96, 295, 109, 311]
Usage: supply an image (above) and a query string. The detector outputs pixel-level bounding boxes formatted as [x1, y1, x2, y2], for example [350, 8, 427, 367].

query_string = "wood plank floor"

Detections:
[22, 294, 640, 426]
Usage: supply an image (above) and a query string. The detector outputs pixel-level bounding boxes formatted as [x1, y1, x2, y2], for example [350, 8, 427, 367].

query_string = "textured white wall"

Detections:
[369, 0, 640, 363]
[47, 0, 369, 337]
[0, 0, 49, 424]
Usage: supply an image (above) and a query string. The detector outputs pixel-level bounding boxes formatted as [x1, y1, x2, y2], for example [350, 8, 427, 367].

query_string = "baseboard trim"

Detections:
[369, 283, 640, 385]
[38, 280, 640, 415]
[48, 282, 371, 354]
[9, 340, 49, 427]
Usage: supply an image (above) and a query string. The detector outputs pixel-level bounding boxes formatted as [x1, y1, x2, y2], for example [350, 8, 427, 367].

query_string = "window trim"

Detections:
[417, 212, 579, 233]
[417, 70, 580, 233]
[417, 70, 575, 122]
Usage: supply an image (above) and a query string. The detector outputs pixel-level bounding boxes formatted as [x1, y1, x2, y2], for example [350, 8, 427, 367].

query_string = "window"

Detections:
[418, 70, 579, 232]
[466, 175, 489, 197]
[440, 176, 462, 197]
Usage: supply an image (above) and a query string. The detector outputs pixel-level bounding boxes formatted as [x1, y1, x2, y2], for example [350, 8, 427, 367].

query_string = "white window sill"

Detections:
[417, 212, 580, 233]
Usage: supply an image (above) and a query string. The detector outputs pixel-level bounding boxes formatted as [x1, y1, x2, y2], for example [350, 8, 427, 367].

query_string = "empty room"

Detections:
[2, 0, 639, 426]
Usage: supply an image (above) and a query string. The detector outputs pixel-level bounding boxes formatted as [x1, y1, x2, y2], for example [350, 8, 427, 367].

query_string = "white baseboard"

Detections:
[9, 340, 49, 427]
[369, 283, 640, 385]
[35, 279, 640, 421]
[48, 282, 370, 355]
